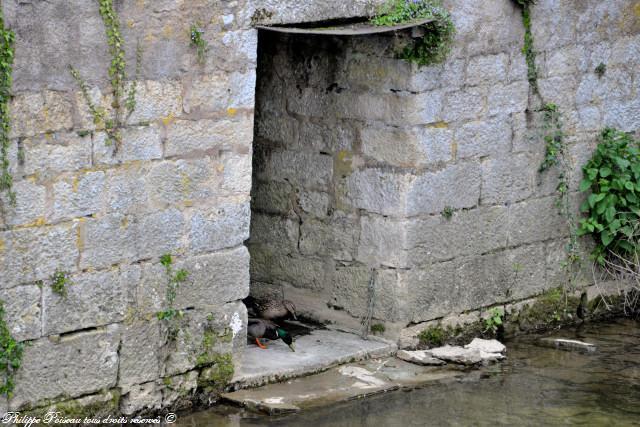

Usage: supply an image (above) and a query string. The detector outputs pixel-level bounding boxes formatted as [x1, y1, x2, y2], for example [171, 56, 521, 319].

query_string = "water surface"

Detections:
[177, 319, 640, 426]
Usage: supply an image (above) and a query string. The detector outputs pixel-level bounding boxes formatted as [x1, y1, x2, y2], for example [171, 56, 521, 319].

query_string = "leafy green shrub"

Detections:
[372, 0, 455, 67]
[578, 128, 640, 264]
[484, 308, 504, 334]
[190, 24, 208, 64]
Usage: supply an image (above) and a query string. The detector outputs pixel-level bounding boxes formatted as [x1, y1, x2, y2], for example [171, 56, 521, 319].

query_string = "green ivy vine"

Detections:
[372, 0, 455, 67]
[0, 6, 15, 205]
[71, 0, 140, 150]
[0, 300, 24, 398]
[514, 0, 538, 92]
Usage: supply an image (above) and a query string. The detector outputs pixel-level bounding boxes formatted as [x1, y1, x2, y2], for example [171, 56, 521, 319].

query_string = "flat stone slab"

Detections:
[465, 338, 506, 354]
[428, 346, 484, 366]
[397, 350, 446, 366]
[537, 338, 597, 353]
[232, 329, 397, 388]
[222, 357, 464, 415]
[256, 17, 435, 36]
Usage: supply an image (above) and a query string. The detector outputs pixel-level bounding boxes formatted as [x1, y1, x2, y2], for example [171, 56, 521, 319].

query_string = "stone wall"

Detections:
[0, 0, 257, 416]
[250, 0, 640, 339]
[0, 0, 638, 417]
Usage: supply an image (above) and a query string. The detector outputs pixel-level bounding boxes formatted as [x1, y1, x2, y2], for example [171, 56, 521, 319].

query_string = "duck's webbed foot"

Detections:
[255, 337, 267, 349]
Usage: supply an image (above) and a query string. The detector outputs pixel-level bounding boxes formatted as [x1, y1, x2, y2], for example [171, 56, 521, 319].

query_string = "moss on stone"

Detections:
[22, 390, 120, 420]
[198, 353, 234, 393]
[512, 288, 580, 332]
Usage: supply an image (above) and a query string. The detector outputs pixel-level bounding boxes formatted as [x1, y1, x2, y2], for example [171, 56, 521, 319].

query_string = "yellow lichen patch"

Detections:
[72, 176, 80, 192]
[429, 121, 449, 129]
[180, 173, 192, 195]
[75, 218, 85, 251]
[216, 164, 225, 173]
[0, 238, 5, 253]
[183, 200, 194, 207]
[635, 1, 640, 17]
[162, 25, 174, 39]
[226, 108, 238, 117]
[44, 132, 54, 140]
[20, 217, 47, 228]
[451, 141, 458, 159]
[127, 19, 135, 29]
[335, 150, 354, 176]
[120, 217, 129, 229]
[161, 113, 176, 126]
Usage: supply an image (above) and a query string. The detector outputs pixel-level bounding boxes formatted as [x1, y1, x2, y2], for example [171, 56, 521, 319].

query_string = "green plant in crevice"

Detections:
[578, 128, 640, 264]
[0, 300, 23, 398]
[71, 0, 141, 150]
[50, 270, 72, 297]
[190, 24, 208, 64]
[372, 0, 455, 67]
[513, 0, 538, 93]
[483, 307, 504, 335]
[0, 6, 15, 205]
[157, 254, 189, 322]
[441, 206, 454, 220]
[594, 62, 607, 79]
[370, 323, 385, 334]
[539, 104, 564, 173]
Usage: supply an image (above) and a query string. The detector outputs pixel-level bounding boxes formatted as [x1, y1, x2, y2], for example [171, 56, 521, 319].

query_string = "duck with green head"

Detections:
[248, 318, 295, 352]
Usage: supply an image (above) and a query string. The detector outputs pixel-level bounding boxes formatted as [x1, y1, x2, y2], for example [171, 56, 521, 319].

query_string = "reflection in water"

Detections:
[177, 319, 640, 427]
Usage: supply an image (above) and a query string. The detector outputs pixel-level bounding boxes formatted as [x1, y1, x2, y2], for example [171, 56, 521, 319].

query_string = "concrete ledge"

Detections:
[231, 329, 397, 389]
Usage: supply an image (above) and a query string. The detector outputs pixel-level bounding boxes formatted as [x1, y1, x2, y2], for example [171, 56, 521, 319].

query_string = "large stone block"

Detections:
[94, 125, 163, 165]
[603, 98, 640, 133]
[249, 213, 299, 255]
[49, 171, 106, 223]
[163, 302, 246, 376]
[145, 159, 220, 207]
[104, 164, 149, 214]
[401, 261, 458, 323]
[43, 266, 138, 335]
[119, 320, 163, 389]
[136, 208, 186, 261]
[357, 215, 408, 269]
[126, 80, 182, 124]
[487, 81, 528, 116]
[10, 91, 74, 138]
[221, 151, 252, 195]
[1, 180, 46, 227]
[456, 116, 512, 160]
[361, 124, 452, 167]
[481, 153, 536, 205]
[406, 162, 481, 216]
[189, 202, 250, 254]
[11, 325, 120, 409]
[407, 205, 509, 264]
[299, 214, 358, 261]
[465, 53, 508, 86]
[80, 214, 136, 270]
[165, 117, 253, 157]
[255, 149, 333, 191]
[344, 169, 414, 217]
[295, 120, 355, 154]
[251, 180, 295, 215]
[20, 132, 92, 179]
[183, 73, 230, 114]
[134, 250, 249, 324]
[298, 190, 330, 218]
[1, 223, 79, 288]
[508, 196, 568, 246]
[1, 284, 41, 342]
[442, 87, 486, 122]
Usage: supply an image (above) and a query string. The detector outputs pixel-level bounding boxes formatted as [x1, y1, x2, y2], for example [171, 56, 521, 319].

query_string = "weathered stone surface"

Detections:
[80, 214, 136, 269]
[49, 171, 106, 222]
[299, 215, 357, 261]
[165, 117, 253, 157]
[465, 338, 506, 355]
[397, 350, 446, 366]
[255, 150, 333, 191]
[190, 202, 250, 254]
[2, 285, 41, 342]
[456, 116, 512, 160]
[1, 223, 79, 288]
[119, 321, 163, 390]
[406, 162, 481, 215]
[126, 80, 182, 124]
[344, 169, 413, 217]
[94, 125, 163, 165]
[19, 132, 92, 179]
[120, 382, 163, 416]
[481, 154, 536, 205]
[1, 180, 46, 227]
[250, 213, 299, 254]
[11, 325, 120, 409]
[357, 215, 408, 268]
[138, 246, 250, 314]
[10, 91, 74, 138]
[427, 346, 486, 365]
[43, 266, 138, 335]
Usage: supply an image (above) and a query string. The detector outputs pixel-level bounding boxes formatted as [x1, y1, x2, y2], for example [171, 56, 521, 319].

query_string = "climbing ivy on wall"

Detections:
[0, 6, 15, 205]
[0, 300, 23, 398]
[372, 0, 455, 67]
[71, 0, 141, 150]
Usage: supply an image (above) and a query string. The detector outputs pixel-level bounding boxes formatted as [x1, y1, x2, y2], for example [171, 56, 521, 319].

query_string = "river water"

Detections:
[177, 318, 640, 426]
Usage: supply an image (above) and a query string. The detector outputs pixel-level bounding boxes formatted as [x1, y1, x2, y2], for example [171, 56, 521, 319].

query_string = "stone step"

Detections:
[222, 357, 465, 415]
[231, 329, 397, 389]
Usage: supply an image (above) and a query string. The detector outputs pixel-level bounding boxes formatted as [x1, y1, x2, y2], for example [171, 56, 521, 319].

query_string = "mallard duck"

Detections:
[248, 318, 295, 352]
[244, 296, 297, 321]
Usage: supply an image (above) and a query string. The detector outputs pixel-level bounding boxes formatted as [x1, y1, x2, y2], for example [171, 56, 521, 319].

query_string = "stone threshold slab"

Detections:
[223, 357, 465, 415]
[230, 329, 397, 389]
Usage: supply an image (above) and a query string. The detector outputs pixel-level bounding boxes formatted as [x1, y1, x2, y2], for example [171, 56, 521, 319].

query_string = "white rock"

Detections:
[428, 346, 484, 366]
[464, 338, 506, 354]
[397, 350, 447, 366]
